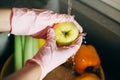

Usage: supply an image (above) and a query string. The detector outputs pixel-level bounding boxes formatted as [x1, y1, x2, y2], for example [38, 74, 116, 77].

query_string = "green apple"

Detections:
[53, 22, 79, 46]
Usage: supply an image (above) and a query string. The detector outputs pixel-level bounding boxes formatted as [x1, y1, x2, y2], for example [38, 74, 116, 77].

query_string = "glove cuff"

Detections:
[11, 8, 28, 35]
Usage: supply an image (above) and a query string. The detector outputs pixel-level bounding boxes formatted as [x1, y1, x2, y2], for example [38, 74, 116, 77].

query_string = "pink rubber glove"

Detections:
[11, 8, 83, 38]
[25, 28, 83, 80]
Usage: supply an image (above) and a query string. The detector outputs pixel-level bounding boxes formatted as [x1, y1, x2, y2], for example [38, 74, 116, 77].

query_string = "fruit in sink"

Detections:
[75, 73, 100, 80]
[53, 22, 79, 46]
[74, 44, 101, 73]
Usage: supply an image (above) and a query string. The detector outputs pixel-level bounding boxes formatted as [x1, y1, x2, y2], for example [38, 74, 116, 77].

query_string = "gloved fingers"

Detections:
[31, 26, 50, 39]
[46, 28, 57, 49]
[71, 33, 83, 47]
[53, 14, 74, 23]
[68, 34, 83, 55]
[33, 28, 56, 56]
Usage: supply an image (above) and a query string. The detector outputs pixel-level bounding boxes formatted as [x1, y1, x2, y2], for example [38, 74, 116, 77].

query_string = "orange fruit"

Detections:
[75, 73, 100, 80]
[74, 44, 101, 73]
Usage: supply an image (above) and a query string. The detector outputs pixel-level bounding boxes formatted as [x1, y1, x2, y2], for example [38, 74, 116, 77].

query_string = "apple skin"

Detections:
[53, 22, 79, 46]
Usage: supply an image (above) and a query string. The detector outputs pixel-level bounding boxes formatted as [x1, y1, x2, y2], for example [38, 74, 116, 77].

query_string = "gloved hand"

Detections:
[11, 8, 83, 38]
[25, 28, 83, 80]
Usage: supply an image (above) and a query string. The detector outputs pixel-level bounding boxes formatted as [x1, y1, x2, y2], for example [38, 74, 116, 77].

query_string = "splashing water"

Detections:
[67, 0, 87, 74]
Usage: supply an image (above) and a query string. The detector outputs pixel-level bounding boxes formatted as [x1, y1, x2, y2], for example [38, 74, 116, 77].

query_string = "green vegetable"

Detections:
[14, 36, 23, 71]
[23, 36, 33, 64]
[32, 38, 39, 56]
[14, 35, 39, 70]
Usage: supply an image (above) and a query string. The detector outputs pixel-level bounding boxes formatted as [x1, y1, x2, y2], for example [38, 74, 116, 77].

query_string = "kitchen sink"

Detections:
[0, 0, 120, 80]
[59, 0, 120, 80]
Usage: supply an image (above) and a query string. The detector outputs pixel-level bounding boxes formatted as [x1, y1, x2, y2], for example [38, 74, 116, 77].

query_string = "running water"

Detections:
[68, 0, 87, 44]
[67, 0, 87, 73]
[67, 0, 72, 15]
[67, 0, 75, 73]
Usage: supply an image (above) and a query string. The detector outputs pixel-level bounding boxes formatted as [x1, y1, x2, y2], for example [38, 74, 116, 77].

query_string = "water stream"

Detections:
[67, 0, 72, 15]
[67, 0, 87, 72]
